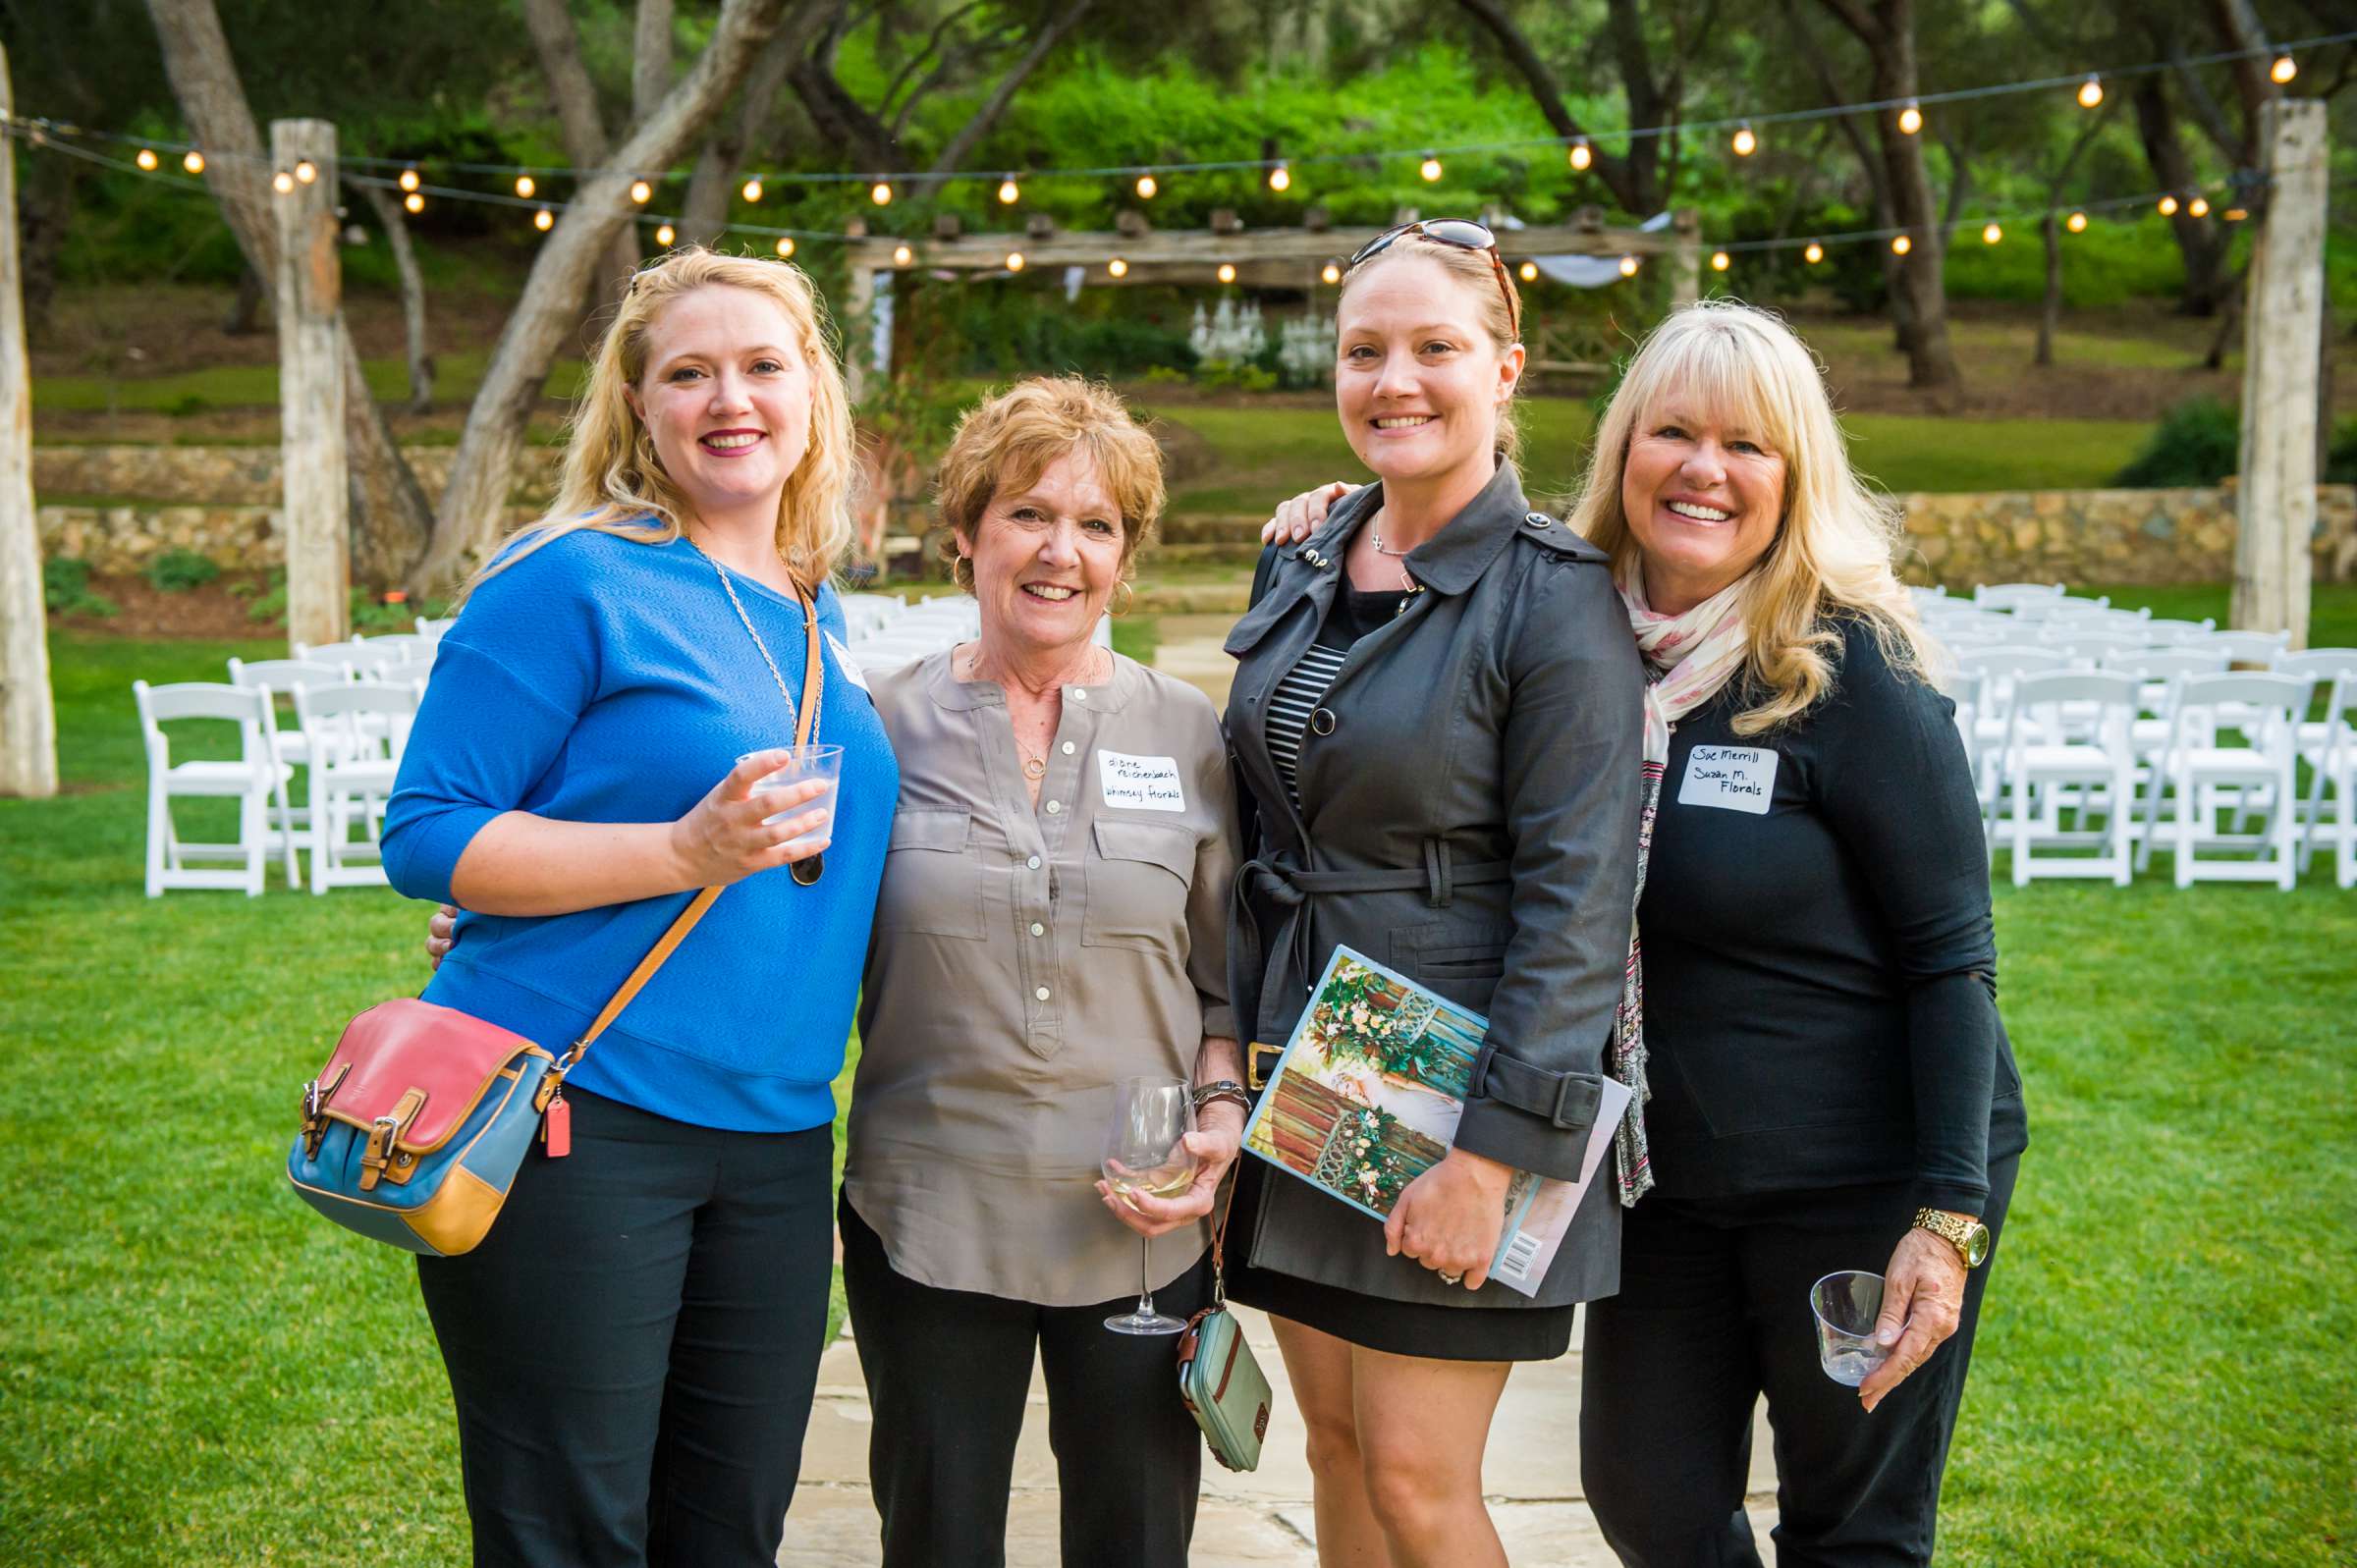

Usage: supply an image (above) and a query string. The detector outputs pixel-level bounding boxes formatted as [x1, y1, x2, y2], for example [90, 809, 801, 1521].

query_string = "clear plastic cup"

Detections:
[1810, 1270, 1891, 1387]
[739, 744, 843, 849]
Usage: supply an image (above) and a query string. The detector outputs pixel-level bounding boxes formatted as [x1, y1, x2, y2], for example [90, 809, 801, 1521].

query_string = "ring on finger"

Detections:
[1438, 1270, 1463, 1286]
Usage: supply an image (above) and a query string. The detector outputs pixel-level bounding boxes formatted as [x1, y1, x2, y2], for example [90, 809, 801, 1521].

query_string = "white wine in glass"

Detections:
[1102, 1075, 1196, 1335]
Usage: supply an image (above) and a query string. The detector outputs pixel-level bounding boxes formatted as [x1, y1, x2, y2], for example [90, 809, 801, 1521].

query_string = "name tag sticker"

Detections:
[1677, 745, 1779, 815]
[823, 630, 871, 694]
[1098, 750, 1186, 812]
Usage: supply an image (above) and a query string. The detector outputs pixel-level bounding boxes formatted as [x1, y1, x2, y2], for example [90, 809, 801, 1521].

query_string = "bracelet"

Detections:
[1191, 1079, 1251, 1115]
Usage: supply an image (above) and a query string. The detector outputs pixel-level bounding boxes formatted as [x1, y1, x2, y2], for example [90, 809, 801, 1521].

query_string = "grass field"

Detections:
[3, 625, 2352, 1564]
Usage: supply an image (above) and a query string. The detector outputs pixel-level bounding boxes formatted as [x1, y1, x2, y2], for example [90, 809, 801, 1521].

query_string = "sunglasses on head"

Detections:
[1346, 219, 1519, 339]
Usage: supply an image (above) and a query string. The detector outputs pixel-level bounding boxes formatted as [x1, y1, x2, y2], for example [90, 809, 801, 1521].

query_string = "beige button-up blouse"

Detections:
[847, 647, 1237, 1307]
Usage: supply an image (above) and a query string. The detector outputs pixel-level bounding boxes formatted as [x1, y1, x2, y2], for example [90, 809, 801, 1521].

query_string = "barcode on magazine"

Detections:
[1494, 1228, 1543, 1285]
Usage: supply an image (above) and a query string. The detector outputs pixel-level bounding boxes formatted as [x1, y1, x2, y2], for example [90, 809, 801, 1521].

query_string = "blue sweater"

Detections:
[382, 527, 898, 1133]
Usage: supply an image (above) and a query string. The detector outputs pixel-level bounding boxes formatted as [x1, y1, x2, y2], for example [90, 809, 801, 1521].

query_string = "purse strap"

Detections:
[557, 580, 826, 1078]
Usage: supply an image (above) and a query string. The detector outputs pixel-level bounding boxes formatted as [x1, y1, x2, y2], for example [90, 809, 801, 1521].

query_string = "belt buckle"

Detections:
[1246, 1041, 1284, 1091]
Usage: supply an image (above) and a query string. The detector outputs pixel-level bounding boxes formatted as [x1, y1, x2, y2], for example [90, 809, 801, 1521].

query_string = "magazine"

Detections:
[1241, 945, 1632, 1298]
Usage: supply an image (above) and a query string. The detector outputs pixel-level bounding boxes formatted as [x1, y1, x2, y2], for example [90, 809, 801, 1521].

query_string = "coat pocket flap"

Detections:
[1093, 818, 1195, 878]
[888, 808, 971, 852]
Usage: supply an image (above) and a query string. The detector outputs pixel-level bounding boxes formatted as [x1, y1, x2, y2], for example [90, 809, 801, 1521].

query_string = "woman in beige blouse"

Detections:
[844, 376, 1245, 1567]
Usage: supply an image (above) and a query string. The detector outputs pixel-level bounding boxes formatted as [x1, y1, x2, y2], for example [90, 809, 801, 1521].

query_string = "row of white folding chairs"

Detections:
[293, 631, 441, 675]
[137, 675, 420, 896]
[1954, 652, 2357, 889]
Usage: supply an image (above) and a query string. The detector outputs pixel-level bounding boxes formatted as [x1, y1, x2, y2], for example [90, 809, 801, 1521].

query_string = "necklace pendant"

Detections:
[1022, 756, 1048, 781]
[792, 853, 824, 887]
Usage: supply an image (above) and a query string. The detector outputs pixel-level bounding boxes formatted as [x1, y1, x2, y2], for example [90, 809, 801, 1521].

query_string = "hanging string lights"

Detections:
[1891, 234, 1912, 254]
[654, 222, 676, 245]
[1108, 257, 1128, 278]
[2066, 210, 2089, 232]
[1712, 249, 1731, 270]
[1268, 162, 1290, 192]
[1134, 173, 1157, 199]
[894, 243, 913, 265]
[1419, 152, 1443, 183]
[533, 206, 554, 231]
[630, 179, 652, 203]
[405, 191, 424, 214]
[1006, 250, 1025, 271]
[136, 147, 158, 171]
[1320, 261, 1342, 285]
[1617, 254, 1639, 277]
[2077, 75, 2105, 108]
[775, 235, 795, 257]
[1982, 222, 2002, 243]
[998, 174, 1020, 204]
[515, 174, 535, 197]
[741, 177, 762, 202]
[1730, 125, 1758, 157]
[1217, 262, 1237, 283]
[1517, 260, 1538, 282]
[294, 159, 317, 185]
[2272, 53, 2297, 82]
[869, 180, 893, 205]
[1804, 242, 1825, 264]
[181, 149, 204, 174]
[399, 166, 420, 192]
[1898, 102, 1923, 135]
[1568, 137, 1592, 171]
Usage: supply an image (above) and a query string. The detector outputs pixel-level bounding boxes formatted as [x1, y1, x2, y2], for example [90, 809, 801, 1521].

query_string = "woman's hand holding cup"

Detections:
[670, 750, 833, 887]
[1100, 1118, 1243, 1240]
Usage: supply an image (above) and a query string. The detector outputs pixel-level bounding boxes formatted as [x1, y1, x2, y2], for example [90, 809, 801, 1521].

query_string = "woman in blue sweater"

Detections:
[382, 247, 896, 1568]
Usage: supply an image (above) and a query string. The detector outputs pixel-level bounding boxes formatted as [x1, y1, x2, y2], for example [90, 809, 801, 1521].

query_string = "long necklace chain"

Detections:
[1368, 511, 1421, 595]
[692, 541, 820, 745]
[966, 643, 1106, 782]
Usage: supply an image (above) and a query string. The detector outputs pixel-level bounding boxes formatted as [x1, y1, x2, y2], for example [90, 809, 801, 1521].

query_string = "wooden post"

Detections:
[272, 119, 348, 649]
[0, 44, 57, 797]
[2233, 99, 2327, 646]
[1669, 210, 1702, 309]
[841, 263, 877, 404]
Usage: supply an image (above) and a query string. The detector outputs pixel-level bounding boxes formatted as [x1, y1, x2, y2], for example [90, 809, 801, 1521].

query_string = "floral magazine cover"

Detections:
[1241, 946, 1630, 1297]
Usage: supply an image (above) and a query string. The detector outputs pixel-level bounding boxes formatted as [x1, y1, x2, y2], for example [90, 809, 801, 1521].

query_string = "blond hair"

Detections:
[1339, 234, 1525, 462]
[467, 246, 857, 597]
[933, 376, 1166, 591]
[1565, 299, 1937, 734]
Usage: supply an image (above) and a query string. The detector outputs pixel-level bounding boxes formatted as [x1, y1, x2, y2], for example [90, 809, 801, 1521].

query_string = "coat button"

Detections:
[1061, 740, 1076, 754]
[1309, 707, 1337, 736]
[1045, 799, 1063, 815]
[1034, 986, 1052, 1002]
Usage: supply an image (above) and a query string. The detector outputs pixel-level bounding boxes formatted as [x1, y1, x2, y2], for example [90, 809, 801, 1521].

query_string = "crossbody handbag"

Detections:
[1175, 1176, 1274, 1472]
[285, 583, 824, 1257]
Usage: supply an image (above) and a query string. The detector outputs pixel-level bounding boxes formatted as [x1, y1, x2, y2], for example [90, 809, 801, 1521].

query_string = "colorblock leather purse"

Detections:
[286, 586, 822, 1256]
[1175, 1181, 1273, 1472]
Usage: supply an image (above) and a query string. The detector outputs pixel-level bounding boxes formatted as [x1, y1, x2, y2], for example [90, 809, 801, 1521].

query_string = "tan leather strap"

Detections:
[563, 579, 825, 1074]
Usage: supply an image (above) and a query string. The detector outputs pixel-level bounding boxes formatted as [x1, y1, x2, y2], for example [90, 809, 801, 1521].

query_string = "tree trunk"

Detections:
[927, 0, 1092, 176]
[521, 0, 641, 306]
[0, 43, 59, 798]
[17, 158, 73, 343]
[356, 182, 434, 412]
[412, 0, 795, 592]
[143, 0, 434, 586]
[2036, 212, 2061, 366]
[223, 265, 265, 334]
[2132, 77, 2232, 315]
[1452, 0, 1664, 213]
[680, 20, 807, 248]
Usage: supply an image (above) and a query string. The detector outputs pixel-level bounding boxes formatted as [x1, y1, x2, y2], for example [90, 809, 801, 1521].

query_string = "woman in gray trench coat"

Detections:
[1222, 222, 1645, 1566]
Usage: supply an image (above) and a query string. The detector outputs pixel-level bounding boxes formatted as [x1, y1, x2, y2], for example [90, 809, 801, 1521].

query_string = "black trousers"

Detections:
[839, 1195, 1211, 1568]
[417, 1088, 835, 1568]
[1580, 1156, 2019, 1568]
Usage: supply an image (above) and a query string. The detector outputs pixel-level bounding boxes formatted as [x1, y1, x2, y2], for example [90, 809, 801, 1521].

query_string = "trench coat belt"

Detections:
[1233, 841, 1513, 1040]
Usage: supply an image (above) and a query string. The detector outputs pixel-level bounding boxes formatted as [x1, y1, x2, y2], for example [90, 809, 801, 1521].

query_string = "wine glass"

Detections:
[1102, 1074, 1197, 1335]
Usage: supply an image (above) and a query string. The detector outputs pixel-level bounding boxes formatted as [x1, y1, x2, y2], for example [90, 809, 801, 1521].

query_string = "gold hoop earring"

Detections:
[1111, 579, 1135, 617]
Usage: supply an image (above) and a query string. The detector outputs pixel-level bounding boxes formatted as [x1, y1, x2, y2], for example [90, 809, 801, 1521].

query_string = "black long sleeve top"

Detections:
[1637, 617, 2027, 1216]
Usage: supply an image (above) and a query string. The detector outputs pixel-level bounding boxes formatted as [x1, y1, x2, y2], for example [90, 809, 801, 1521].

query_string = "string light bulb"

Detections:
[136, 147, 158, 171]
[1731, 125, 1757, 157]
[1891, 234, 1912, 255]
[630, 179, 652, 204]
[1982, 223, 2003, 244]
[2223, 207, 2248, 222]
[1321, 261, 1342, 285]
[2158, 194, 2179, 216]
[2077, 76, 2104, 108]
[1006, 251, 1025, 272]
[774, 236, 795, 258]
[1419, 153, 1443, 183]
[1712, 250, 1731, 271]
[1898, 102, 1923, 135]
[294, 159, 317, 185]
[2272, 54, 2296, 84]
[182, 150, 205, 174]
[404, 192, 424, 215]
[998, 175, 1020, 204]
[1269, 162, 1291, 192]
[1518, 260, 1538, 282]
[1804, 242, 1825, 264]
[894, 243, 913, 266]
[1218, 262, 1237, 284]
[533, 206, 554, 232]
[2189, 195, 2211, 218]
[2066, 209, 2088, 233]
[1617, 254, 1639, 277]
[654, 222, 675, 246]
[515, 174, 535, 198]
[870, 181, 893, 206]
[1109, 257, 1129, 278]
[1135, 173, 1158, 199]
[272, 170, 295, 194]
[1568, 137, 1592, 172]
[741, 177, 762, 203]
[399, 167, 420, 192]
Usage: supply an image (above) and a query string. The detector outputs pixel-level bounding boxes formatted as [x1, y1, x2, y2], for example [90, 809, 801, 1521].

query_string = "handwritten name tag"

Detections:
[1098, 750, 1186, 812]
[1677, 744, 1779, 815]
[822, 630, 872, 694]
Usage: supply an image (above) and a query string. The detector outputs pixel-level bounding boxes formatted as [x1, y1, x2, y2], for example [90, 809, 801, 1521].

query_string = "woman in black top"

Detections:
[1269, 299, 2024, 1565]
[1225, 226, 1643, 1566]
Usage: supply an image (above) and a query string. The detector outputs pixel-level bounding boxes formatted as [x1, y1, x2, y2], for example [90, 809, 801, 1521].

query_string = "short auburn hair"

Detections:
[934, 377, 1166, 591]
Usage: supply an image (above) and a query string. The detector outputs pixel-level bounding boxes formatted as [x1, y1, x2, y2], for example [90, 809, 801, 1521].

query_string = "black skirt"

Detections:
[1223, 1159, 1579, 1364]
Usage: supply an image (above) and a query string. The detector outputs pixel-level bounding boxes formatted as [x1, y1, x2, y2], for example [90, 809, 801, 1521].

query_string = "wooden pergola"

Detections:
[837, 210, 1706, 393]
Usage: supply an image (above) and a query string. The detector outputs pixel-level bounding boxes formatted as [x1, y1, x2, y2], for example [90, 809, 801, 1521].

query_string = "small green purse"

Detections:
[1176, 1183, 1273, 1472]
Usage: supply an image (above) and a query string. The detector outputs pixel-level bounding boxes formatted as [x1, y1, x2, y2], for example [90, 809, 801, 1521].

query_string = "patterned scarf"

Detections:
[1606, 563, 1753, 1206]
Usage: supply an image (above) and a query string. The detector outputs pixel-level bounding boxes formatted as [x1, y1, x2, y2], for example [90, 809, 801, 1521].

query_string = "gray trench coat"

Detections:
[1223, 462, 1646, 1310]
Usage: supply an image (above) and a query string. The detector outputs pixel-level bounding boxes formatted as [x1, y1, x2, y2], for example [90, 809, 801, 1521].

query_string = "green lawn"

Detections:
[31, 349, 590, 417]
[1143, 402, 2152, 514]
[3, 629, 2352, 1563]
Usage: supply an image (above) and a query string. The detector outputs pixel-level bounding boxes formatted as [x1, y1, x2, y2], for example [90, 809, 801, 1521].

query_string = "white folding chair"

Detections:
[349, 633, 436, 671]
[1975, 582, 2067, 612]
[413, 616, 456, 640]
[293, 681, 418, 892]
[2139, 672, 2314, 888]
[226, 656, 355, 874]
[1954, 648, 2070, 848]
[2275, 650, 2357, 884]
[1995, 672, 2142, 886]
[133, 680, 290, 896]
[2138, 617, 2217, 646]
[2035, 626, 2154, 664]
[292, 637, 376, 676]
[2204, 629, 2293, 668]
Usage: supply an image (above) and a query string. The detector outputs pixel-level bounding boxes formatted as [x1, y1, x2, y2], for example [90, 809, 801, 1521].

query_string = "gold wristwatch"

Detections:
[1912, 1207, 1991, 1268]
